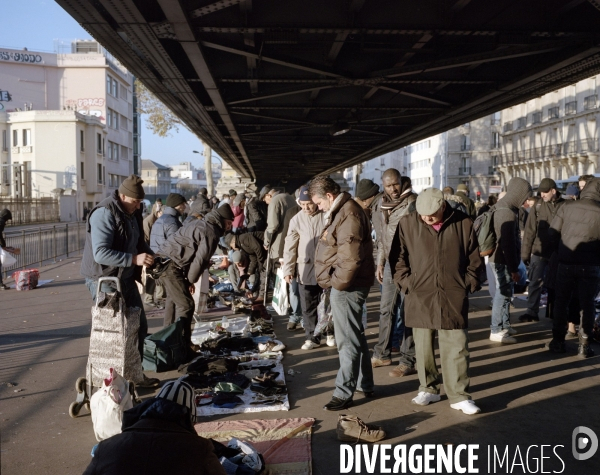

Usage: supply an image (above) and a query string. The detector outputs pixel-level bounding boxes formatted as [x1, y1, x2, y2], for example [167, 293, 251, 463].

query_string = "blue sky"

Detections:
[2, 1, 212, 169]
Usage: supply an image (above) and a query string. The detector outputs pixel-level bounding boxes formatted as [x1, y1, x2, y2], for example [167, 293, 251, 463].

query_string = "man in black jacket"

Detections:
[520, 178, 565, 322]
[547, 178, 600, 357]
[157, 206, 233, 349]
[191, 187, 212, 217]
[223, 231, 266, 293]
[0, 208, 13, 290]
[489, 177, 532, 344]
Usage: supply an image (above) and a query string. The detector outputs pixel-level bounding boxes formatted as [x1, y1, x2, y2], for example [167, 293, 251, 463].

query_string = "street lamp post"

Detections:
[193, 147, 223, 196]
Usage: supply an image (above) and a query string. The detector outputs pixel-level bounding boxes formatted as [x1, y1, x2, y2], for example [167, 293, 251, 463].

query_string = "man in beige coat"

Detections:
[283, 186, 329, 349]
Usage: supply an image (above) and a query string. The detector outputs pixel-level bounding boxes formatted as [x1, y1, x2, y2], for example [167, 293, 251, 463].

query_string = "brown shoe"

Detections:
[371, 357, 392, 368]
[389, 364, 417, 378]
[337, 414, 386, 443]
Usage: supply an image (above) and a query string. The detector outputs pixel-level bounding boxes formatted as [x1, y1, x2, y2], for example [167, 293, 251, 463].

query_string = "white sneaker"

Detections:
[411, 391, 441, 406]
[450, 400, 481, 415]
[301, 339, 320, 350]
[505, 326, 518, 336]
[489, 330, 516, 344]
[326, 335, 336, 347]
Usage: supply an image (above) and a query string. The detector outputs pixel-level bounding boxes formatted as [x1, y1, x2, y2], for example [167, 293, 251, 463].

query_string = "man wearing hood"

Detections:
[80, 176, 159, 388]
[83, 379, 225, 475]
[246, 186, 268, 231]
[547, 178, 600, 358]
[0, 208, 13, 290]
[371, 170, 418, 378]
[489, 177, 532, 344]
[157, 206, 234, 348]
[520, 178, 565, 322]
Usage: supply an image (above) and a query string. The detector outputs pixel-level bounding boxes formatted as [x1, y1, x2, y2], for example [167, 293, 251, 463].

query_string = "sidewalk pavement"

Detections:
[1, 257, 599, 474]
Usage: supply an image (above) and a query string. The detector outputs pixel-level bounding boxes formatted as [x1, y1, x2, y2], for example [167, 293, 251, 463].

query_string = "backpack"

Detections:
[473, 206, 497, 257]
[142, 318, 188, 372]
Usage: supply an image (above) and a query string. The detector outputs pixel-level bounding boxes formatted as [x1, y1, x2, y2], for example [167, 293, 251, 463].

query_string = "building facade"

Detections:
[0, 42, 136, 219]
[498, 77, 599, 188]
[140, 159, 171, 199]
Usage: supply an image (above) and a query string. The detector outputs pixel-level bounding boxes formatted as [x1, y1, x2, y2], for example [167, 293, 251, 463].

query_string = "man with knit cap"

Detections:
[354, 179, 380, 216]
[489, 177, 532, 344]
[371, 170, 418, 378]
[82, 379, 225, 475]
[192, 187, 212, 217]
[520, 178, 565, 323]
[81, 175, 159, 388]
[283, 185, 328, 348]
[157, 205, 234, 349]
[391, 188, 482, 415]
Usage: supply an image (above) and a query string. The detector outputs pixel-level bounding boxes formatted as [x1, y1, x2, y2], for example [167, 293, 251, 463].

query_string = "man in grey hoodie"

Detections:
[489, 177, 532, 344]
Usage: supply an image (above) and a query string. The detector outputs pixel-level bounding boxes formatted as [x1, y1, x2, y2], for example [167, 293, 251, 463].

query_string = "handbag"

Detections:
[271, 267, 289, 316]
[0, 247, 17, 267]
[89, 368, 133, 441]
[143, 318, 188, 372]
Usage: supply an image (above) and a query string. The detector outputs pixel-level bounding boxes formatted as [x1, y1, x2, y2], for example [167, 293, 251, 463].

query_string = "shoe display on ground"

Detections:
[258, 339, 286, 352]
[326, 335, 336, 347]
[505, 326, 518, 336]
[355, 388, 375, 398]
[411, 391, 441, 406]
[389, 364, 417, 378]
[137, 374, 160, 388]
[337, 414, 386, 443]
[489, 330, 517, 344]
[450, 399, 481, 415]
[323, 396, 353, 411]
[301, 339, 320, 350]
[286, 322, 297, 331]
[371, 356, 392, 368]
[578, 343, 594, 358]
[518, 313, 539, 322]
[547, 339, 566, 353]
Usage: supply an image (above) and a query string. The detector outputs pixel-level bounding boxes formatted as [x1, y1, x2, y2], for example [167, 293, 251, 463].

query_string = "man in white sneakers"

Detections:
[282, 186, 330, 349]
[390, 188, 482, 415]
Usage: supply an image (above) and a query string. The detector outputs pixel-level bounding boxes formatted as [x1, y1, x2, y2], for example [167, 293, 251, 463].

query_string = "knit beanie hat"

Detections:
[356, 179, 380, 200]
[231, 250, 243, 263]
[119, 175, 145, 199]
[416, 188, 445, 215]
[166, 193, 187, 208]
[228, 189, 237, 197]
[156, 379, 197, 421]
[565, 183, 580, 197]
[216, 203, 235, 221]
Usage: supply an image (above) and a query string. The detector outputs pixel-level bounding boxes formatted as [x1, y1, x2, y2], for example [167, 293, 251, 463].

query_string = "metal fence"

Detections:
[0, 197, 60, 225]
[1, 222, 86, 279]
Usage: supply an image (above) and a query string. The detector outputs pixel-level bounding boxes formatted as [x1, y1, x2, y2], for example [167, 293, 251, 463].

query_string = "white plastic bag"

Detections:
[0, 247, 17, 267]
[90, 368, 133, 441]
[271, 268, 289, 316]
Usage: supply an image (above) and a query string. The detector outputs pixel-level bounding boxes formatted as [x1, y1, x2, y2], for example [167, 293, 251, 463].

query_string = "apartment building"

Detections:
[0, 41, 136, 218]
[498, 76, 599, 187]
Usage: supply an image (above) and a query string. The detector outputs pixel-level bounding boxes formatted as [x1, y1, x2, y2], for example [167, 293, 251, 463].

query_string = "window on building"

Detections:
[107, 141, 119, 160]
[548, 106, 560, 119]
[516, 117, 526, 129]
[13, 129, 18, 146]
[503, 122, 513, 133]
[2, 130, 7, 151]
[97, 133, 102, 154]
[491, 132, 500, 148]
[80, 130, 84, 152]
[120, 84, 127, 101]
[120, 145, 128, 160]
[584, 94, 598, 110]
[380, 156, 385, 166]
[80, 162, 85, 180]
[460, 135, 470, 151]
[107, 76, 118, 97]
[565, 101, 577, 115]
[107, 109, 119, 129]
[120, 114, 128, 130]
[491, 111, 501, 125]
[22, 129, 31, 146]
[532, 112, 542, 124]
[97, 163, 103, 184]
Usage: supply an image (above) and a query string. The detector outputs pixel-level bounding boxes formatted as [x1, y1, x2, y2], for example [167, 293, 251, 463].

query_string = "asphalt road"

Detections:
[1, 257, 599, 474]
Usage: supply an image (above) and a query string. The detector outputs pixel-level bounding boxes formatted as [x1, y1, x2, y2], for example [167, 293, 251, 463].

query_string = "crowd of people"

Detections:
[69, 169, 600, 470]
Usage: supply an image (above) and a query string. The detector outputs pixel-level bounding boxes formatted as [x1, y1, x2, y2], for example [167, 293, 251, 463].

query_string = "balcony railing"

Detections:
[498, 139, 599, 166]
[458, 167, 471, 175]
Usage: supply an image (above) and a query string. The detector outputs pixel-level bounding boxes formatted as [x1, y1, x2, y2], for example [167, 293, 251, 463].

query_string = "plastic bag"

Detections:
[271, 268, 289, 316]
[89, 368, 133, 441]
[0, 247, 17, 267]
[314, 289, 333, 336]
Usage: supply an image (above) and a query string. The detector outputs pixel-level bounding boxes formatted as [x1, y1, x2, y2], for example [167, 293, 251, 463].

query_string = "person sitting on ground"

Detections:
[390, 188, 482, 415]
[0, 208, 13, 290]
[82, 379, 225, 475]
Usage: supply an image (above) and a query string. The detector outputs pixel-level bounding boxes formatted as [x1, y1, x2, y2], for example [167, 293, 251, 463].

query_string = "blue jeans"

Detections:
[331, 286, 374, 400]
[85, 276, 148, 359]
[491, 263, 513, 333]
[288, 278, 303, 324]
[373, 263, 405, 359]
[553, 264, 600, 341]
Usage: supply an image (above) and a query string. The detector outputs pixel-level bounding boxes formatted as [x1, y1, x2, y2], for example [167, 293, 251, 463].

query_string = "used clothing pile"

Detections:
[212, 438, 265, 475]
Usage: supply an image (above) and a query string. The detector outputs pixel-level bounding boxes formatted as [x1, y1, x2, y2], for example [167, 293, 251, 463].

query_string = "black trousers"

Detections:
[299, 283, 322, 342]
[159, 263, 194, 345]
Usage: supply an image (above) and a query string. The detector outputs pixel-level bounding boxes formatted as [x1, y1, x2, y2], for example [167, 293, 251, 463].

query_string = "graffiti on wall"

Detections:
[65, 98, 105, 109]
[0, 51, 43, 63]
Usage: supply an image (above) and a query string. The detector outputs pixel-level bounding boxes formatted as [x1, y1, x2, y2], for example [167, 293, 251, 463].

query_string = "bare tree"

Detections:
[134, 79, 188, 137]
